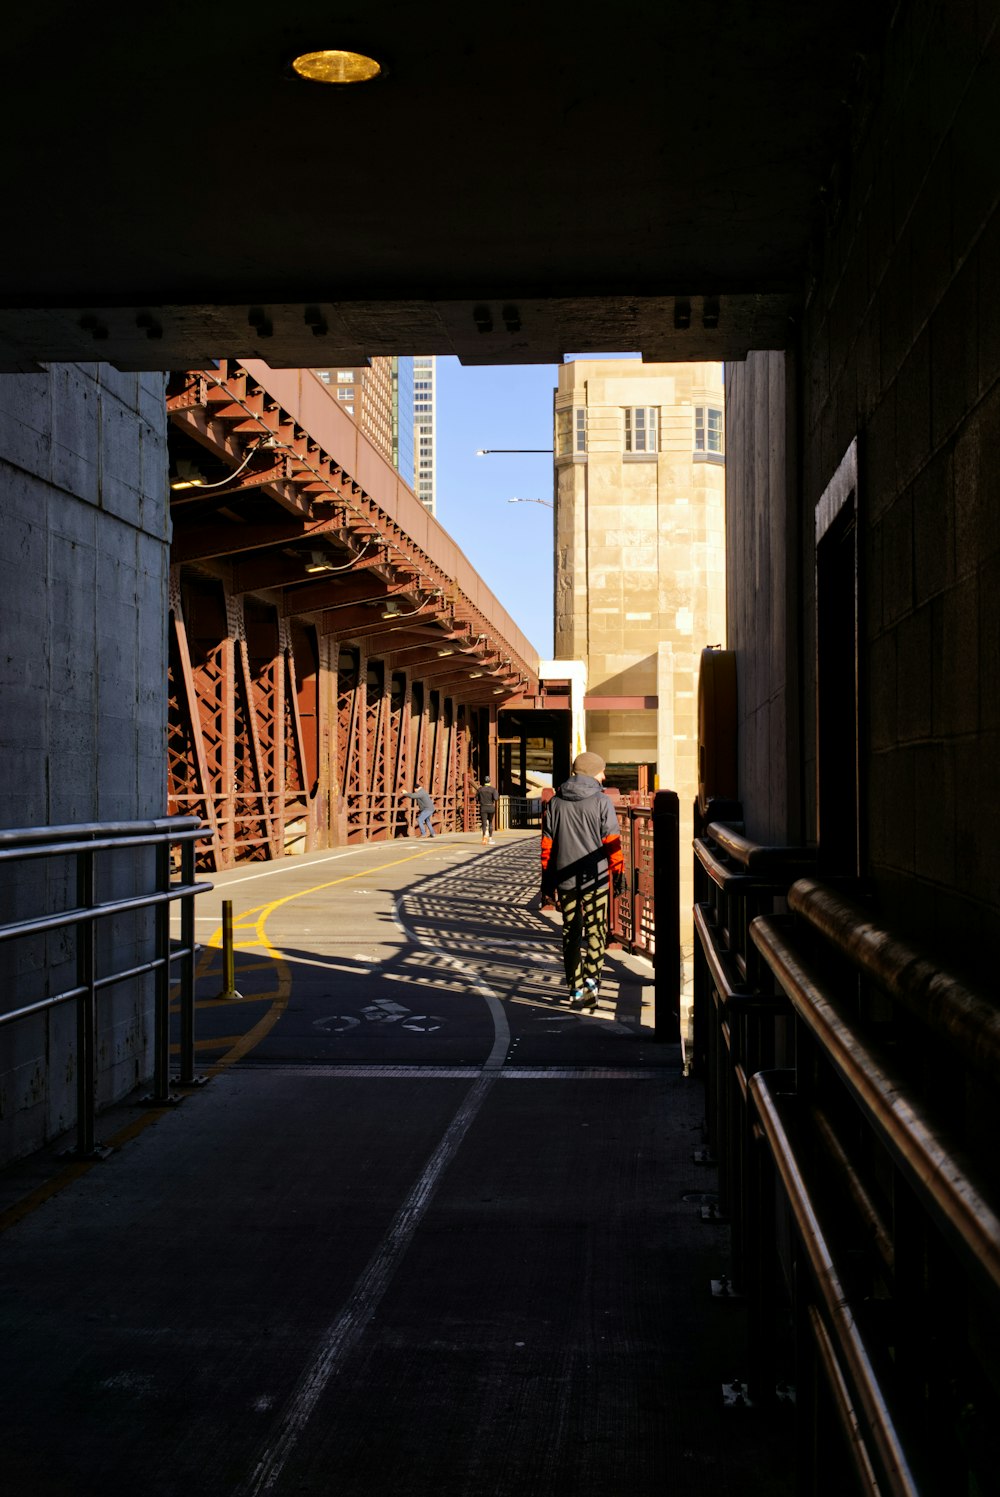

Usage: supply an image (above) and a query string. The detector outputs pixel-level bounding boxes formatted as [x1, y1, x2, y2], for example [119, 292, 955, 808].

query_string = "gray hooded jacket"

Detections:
[541, 774, 621, 891]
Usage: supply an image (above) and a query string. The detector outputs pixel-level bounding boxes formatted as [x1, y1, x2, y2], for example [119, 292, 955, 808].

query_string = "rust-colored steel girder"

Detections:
[166, 360, 542, 862]
[166, 574, 317, 870]
[167, 361, 539, 695]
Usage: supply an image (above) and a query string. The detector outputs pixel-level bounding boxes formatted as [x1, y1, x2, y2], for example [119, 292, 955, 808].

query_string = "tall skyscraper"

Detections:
[312, 357, 394, 466]
[313, 355, 427, 503]
[412, 356, 437, 513]
[392, 356, 414, 486]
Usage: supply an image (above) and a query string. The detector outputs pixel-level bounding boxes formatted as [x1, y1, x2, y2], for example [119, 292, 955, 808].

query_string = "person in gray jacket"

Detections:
[540, 751, 624, 1009]
[402, 783, 436, 837]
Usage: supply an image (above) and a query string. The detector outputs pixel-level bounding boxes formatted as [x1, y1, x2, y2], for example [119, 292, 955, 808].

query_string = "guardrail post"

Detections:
[151, 839, 173, 1103]
[174, 835, 202, 1086]
[652, 790, 681, 1043]
[74, 842, 97, 1157]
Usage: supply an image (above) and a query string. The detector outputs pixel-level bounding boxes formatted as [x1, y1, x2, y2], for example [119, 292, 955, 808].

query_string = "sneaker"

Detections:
[569, 991, 596, 1011]
[488, 837, 495, 845]
[584, 977, 600, 999]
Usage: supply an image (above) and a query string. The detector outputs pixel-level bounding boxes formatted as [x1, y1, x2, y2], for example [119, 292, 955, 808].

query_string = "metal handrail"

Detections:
[751, 1072, 920, 1497]
[786, 878, 1000, 1082]
[705, 819, 817, 875]
[743, 880, 1000, 1494]
[752, 905, 1000, 1301]
[691, 816, 1000, 1492]
[0, 817, 212, 1159]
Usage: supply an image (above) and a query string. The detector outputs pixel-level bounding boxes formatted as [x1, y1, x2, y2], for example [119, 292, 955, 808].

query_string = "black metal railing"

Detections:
[0, 818, 211, 1159]
[497, 794, 542, 830]
[608, 792, 680, 1041]
[692, 818, 1000, 1496]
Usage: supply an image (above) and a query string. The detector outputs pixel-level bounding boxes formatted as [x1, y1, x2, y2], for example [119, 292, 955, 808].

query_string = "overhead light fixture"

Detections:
[382, 598, 426, 619]
[170, 459, 206, 491]
[291, 49, 382, 84]
[492, 687, 505, 695]
[468, 671, 484, 678]
[436, 647, 454, 657]
[382, 587, 443, 619]
[304, 550, 336, 574]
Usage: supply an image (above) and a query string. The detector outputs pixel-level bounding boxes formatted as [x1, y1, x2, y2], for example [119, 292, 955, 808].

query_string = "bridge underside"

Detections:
[0, 5, 888, 372]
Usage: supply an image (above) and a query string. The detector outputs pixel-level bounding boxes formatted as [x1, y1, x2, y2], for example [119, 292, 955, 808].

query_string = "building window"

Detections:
[556, 407, 587, 457]
[624, 407, 658, 453]
[336, 371, 353, 383]
[337, 387, 354, 401]
[695, 406, 723, 454]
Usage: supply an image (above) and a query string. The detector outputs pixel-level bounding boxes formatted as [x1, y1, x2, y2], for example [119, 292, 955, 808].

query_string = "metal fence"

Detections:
[0, 818, 211, 1158]
[693, 815, 1000, 1496]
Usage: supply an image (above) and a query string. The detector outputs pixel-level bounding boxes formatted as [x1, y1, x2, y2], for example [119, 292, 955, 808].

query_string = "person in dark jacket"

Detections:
[402, 783, 436, 837]
[476, 775, 499, 845]
[540, 751, 624, 1009]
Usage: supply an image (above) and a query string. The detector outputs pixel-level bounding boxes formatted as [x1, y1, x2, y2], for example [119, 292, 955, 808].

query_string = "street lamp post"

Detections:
[476, 448, 553, 455]
[507, 497, 553, 509]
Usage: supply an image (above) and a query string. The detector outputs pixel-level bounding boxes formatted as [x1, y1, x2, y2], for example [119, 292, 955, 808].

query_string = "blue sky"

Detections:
[433, 354, 640, 658]
[433, 358, 559, 656]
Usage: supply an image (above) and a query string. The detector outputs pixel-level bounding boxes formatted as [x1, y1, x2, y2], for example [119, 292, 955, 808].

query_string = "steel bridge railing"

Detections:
[693, 817, 1000, 1496]
[0, 818, 212, 1159]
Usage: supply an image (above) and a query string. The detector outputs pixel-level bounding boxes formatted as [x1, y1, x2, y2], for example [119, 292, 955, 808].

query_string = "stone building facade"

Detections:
[553, 359, 727, 966]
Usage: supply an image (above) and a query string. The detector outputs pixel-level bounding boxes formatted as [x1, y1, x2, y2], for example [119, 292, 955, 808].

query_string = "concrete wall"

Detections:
[726, 5, 999, 982]
[0, 365, 170, 1162]
[724, 352, 803, 845]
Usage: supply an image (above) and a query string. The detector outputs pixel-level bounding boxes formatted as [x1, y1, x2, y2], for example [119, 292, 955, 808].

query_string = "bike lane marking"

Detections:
[0, 848, 452, 1234]
[237, 863, 513, 1494]
[193, 847, 443, 1075]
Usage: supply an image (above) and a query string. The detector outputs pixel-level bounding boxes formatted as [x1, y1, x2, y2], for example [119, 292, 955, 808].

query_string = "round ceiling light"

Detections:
[291, 49, 382, 85]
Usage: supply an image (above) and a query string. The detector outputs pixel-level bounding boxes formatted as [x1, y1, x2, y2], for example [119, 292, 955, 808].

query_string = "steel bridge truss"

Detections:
[166, 362, 530, 868]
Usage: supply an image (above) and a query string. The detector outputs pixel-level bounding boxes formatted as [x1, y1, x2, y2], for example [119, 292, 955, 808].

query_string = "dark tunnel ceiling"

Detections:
[0, 2, 892, 370]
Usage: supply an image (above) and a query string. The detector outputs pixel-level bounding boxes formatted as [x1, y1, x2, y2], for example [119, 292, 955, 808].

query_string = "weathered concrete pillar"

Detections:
[0, 363, 170, 1163]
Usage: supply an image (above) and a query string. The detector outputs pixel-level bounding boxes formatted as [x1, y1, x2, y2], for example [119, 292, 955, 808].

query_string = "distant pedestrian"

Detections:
[402, 783, 436, 837]
[476, 775, 499, 845]
[540, 752, 624, 1009]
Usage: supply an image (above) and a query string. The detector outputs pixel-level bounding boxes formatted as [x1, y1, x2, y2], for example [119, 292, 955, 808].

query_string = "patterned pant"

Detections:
[558, 882, 609, 994]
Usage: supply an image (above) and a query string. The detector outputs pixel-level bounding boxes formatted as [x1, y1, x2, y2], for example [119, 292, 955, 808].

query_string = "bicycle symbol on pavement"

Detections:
[313, 998, 447, 1035]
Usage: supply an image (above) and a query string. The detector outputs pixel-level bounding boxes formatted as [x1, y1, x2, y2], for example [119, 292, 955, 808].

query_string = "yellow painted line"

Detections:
[199, 847, 439, 1077]
[170, 1036, 250, 1053]
[0, 1107, 177, 1235]
[196, 994, 277, 1009]
[1, 847, 440, 1234]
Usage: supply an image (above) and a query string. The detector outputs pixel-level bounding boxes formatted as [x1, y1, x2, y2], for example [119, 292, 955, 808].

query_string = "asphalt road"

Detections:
[0, 834, 794, 1496]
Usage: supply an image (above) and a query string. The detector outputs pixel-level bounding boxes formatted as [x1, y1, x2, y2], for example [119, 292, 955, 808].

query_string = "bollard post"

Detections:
[652, 790, 681, 1043]
[217, 899, 242, 1000]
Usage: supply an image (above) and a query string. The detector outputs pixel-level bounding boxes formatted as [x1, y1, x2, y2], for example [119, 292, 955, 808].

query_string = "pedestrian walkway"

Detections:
[0, 833, 794, 1496]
